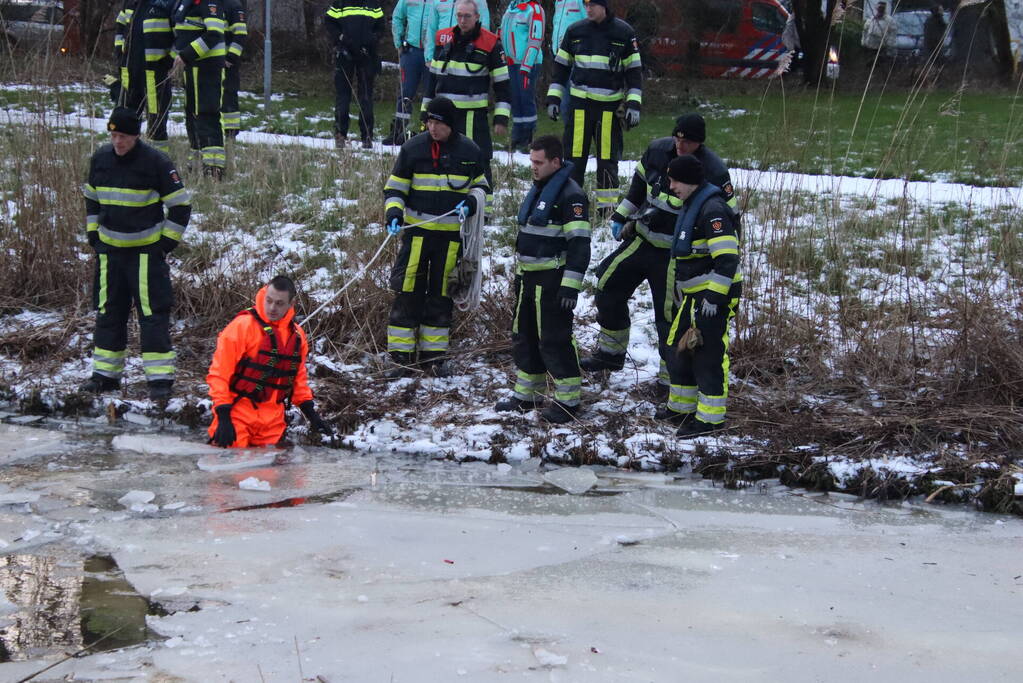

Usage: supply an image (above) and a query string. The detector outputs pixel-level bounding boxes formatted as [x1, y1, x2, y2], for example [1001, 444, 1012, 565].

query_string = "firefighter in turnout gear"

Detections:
[662, 155, 741, 439]
[207, 277, 334, 448]
[581, 113, 735, 396]
[388, 0, 431, 145]
[171, 0, 226, 178]
[551, 0, 585, 59]
[424, 0, 491, 63]
[325, 0, 385, 148]
[113, 0, 176, 152]
[384, 97, 489, 378]
[495, 135, 591, 424]
[423, 0, 510, 201]
[546, 0, 642, 214]
[80, 108, 191, 401]
[499, 0, 545, 154]
[221, 0, 247, 138]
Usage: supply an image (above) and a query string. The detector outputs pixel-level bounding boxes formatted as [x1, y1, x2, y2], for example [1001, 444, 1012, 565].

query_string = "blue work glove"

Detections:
[625, 108, 640, 129]
[700, 299, 719, 317]
[610, 220, 624, 240]
[547, 103, 560, 121]
[387, 218, 402, 235]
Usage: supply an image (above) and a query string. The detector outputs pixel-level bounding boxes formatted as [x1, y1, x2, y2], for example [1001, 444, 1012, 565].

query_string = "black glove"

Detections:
[211, 404, 236, 447]
[159, 235, 179, 253]
[87, 231, 100, 251]
[557, 286, 578, 312]
[299, 400, 333, 437]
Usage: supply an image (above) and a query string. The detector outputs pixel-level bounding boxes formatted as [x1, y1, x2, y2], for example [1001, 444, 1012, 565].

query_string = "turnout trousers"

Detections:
[665, 292, 739, 425]
[562, 96, 623, 212]
[334, 52, 377, 142]
[592, 235, 673, 384]
[452, 106, 494, 201]
[221, 62, 242, 134]
[90, 248, 176, 384]
[207, 399, 287, 448]
[386, 230, 463, 361]
[183, 60, 225, 169]
[510, 270, 582, 407]
[507, 64, 537, 149]
[119, 61, 173, 152]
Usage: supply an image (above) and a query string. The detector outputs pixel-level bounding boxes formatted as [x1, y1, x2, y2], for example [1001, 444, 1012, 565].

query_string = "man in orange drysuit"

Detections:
[206, 275, 333, 447]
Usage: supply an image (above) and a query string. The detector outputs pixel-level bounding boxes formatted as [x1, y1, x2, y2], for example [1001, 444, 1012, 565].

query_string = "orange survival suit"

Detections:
[206, 286, 315, 447]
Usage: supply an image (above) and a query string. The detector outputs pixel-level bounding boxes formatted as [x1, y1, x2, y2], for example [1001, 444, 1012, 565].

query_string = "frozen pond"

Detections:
[0, 423, 1020, 682]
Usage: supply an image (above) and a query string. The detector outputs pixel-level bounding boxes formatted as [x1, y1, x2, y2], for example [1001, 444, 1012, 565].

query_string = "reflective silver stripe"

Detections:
[520, 223, 562, 238]
[709, 236, 739, 253]
[635, 223, 672, 249]
[385, 176, 411, 191]
[145, 48, 169, 59]
[569, 83, 621, 98]
[701, 396, 728, 407]
[438, 91, 490, 105]
[596, 327, 628, 355]
[229, 42, 244, 54]
[564, 226, 590, 239]
[562, 269, 584, 284]
[547, 83, 566, 98]
[434, 63, 492, 77]
[518, 254, 564, 266]
[512, 115, 538, 123]
[405, 208, 461, 226]
[648, 194, 681, 214]
[83, 183, 98, 200]
[162, 219, 188, 236]
[163, 188, 191, 207]
[493, 70, 510, 82]
[697, 409, 726, 424]
[574, 55, 611, 70]
[708, 272, 734, 289]
[409, 176, 453, 189]
[99, 223, 162, 243]
[627, 87, 643, 98]
[554, 53, 571, 66]
[95, 188, 160, 205]
[618, 198, 639, 216]
[678, 274, 712, 290]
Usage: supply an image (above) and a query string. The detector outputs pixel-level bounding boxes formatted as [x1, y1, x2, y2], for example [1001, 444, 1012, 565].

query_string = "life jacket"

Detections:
[435, 25, 499, 63]
[517, 161, 575, 227]
[228, 308, 302, 405]
[671, 183, 725, 257]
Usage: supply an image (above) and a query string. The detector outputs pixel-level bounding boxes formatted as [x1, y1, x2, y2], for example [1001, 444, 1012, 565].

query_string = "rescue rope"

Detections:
[452, 187, 487, 312]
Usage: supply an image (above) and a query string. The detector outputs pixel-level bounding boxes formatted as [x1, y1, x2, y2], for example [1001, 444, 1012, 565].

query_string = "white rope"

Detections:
[453, 187, 487, 312]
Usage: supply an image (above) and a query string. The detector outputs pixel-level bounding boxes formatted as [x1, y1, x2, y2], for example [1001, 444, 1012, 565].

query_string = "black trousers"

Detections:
[387, 230, 462, 357]
[510, 270, 582, 406]
[183, 60, 225, 168]
[591, 235, 673, 381]
[222, 62, 242, 132]
[452, 106, 494, 196]
[119, 61, 172, 148]
[334, 53, 377, 141]
[562, 96, 623, 212]
[91, 248, 175, 383]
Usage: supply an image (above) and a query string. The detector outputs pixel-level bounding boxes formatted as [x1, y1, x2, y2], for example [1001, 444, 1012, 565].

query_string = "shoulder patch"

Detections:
[170, 169, 180, 184]
[722, 181, 733, 196]
[208, 3, 217, 15]
[710, 218, 724, 233]
[572, 203, 583, 217]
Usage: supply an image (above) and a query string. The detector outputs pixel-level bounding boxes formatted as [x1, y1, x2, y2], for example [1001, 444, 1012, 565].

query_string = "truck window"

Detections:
[685, 0, 741, 34]
[751, 2, 786, 34]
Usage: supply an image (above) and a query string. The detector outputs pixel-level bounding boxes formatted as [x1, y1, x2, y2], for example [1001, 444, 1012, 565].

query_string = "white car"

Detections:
[0, 0, 65, 49]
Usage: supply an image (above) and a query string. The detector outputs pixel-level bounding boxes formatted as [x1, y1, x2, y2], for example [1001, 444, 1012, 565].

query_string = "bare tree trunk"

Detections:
[988, 0, 1016, 82]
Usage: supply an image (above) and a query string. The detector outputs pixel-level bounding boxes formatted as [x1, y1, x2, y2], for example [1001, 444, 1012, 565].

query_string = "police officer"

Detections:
[424, 0, 491, 63]
[113, 0, 176, 153]
[662, 155, 741, 438]
[423, 0, 509, 200]
[550, 0, 585, 60]
[383, 97, 489, 377]
[499, 0, 545, 154]
[171, 0, 226, 179]
[325, 0, 385, 149]
[221, 0, 248, 138]
[546, 0, 642, 215]
[580, 113, 735, 397]
[388, 0, 431, 145]
[495, 134, 590, 424]
[80, 108, 191, 401]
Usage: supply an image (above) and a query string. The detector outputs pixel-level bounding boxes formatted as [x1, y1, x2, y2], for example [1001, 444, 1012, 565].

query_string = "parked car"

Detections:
[0, 0, 64, 49]
[892, 9, 952, 60]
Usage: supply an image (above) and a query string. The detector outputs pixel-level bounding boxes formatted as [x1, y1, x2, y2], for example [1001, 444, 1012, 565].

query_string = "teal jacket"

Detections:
[551, 0, 585, 55]
[424, 0, 491, 61]
[500, 1, 544, 72]
[391, 0, 429, 49]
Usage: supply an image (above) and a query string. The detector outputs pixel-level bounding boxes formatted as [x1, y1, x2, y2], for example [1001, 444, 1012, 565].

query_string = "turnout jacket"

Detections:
[171, 0, 226, 64]
[223, 0, 247, 65]
[391, 0, 430, 50]
[83, 141, 191, 251]
[614, 138, 735, 249]
[115, 0, 175, 68]
[672, 184, 741, 305]
[207, 286, 314, 409]
[500, 1, 545, 72]
[384, 131, 489, 233]
[546, 12, 642, 111]
[325, 0, 385, 55]
[516, 163, 591, 293]
[424, 0, 492, 61]
[424, 24, 511, 125]
[550, 0, 585, 58]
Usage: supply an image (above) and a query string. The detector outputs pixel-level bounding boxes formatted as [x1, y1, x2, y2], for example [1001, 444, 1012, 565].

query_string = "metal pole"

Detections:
[263, 0, 273, 113]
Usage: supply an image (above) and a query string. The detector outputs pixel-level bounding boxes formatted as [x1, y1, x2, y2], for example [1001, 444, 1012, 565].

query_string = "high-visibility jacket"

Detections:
[171, 0, 226, 64]
[83, 141, 191, 251]
[546, 11, 642, 111]
[207, 286, 314, 409]
[672, 185, 741, 305]
[115, 0, 175, 68]
[223, 0, 247, 65]
[424, 0, 491, 62]
[550, 0, 585, 56]
[391, 0, 430, 49]
[325, 0, 385, 53]
[384, 131, 488, 233]
[500, 1, 544, 74]
[424, 24, 511, 123]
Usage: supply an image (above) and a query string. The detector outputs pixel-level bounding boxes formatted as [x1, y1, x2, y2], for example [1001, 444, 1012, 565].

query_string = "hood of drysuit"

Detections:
[253, 285, 297, 335]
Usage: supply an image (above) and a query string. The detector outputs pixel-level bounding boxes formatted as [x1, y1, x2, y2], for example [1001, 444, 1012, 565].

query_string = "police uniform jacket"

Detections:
[84, 142, 192, 252]
[172, 0, 226, 65]
[546, 12, 642, 111]
[673, 187, 741, 305]
[115, 0, 175, 69]
[516, 168, 591, 293]
[425, 24, 511, 125]
[325, 0, 385, 56]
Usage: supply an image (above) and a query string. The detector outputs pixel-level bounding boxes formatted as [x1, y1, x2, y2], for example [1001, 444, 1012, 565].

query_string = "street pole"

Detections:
[264, 0, 273, 113]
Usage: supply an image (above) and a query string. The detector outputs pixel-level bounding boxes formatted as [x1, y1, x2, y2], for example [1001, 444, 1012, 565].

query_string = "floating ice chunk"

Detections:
[496, 463, 512, 475]
[533, 648, 567, 667]
[113, 433, 223, 456]
[544, 468, 597, 494]
[0, 491, 40, 505]
[238, 477, 271, 492]
[162, 501, 187, 510]
[118, 490, 155, 507]
[123, 412, 151, 426]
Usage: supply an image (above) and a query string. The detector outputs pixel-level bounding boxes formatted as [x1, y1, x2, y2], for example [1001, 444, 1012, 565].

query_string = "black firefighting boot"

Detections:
[494, 397, 543, 413]
[417, 351, 452, 378]
[676, 419, 725, 440]
[203, 165, 224, 181]
[540, 401, 579, 425]
[384, 352, 415, 379]
[579, 351, 624, 373]
[147, 380, 173, 401]
[654, 404, 693, 427]
[80, 373, 120, 394]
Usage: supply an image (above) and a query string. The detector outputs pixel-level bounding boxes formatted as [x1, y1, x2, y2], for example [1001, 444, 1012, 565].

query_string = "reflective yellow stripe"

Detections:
[440, 240, 459, 297]
[572, 108, 585, 158]
[403, 236, 423, 292]
[192, 67, 199, 115]
[139, 253, 151, 317]
[601, 110, 612, 159]
[98, 254, 108, 313]
[120, 66, 129, 90]
[466, 110, 475, 144]
[146, 69, 158, 112]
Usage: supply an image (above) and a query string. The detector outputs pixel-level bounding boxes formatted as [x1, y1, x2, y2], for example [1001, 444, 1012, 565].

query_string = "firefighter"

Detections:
[325, 0, 385, 149]
[388, 0, 431, 145]
[546, 0, 642, 215]
[221, 0, 247, 138]
[80, 108, 191, 401]
[580, 113, 735, 398]
[550, 0, 585, 60]
[384, 97, 488, 378]
[171, 0, 226, 179]
[424, 0, 491, 63]
[422, 0, 509, 200]
[499, 0, 545, 154]
[207, 276, 334, 448]
[662, 155, 741, 439]
[495, 135, 590, 424]
[113, 0, 176, 153]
